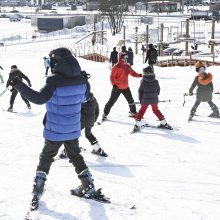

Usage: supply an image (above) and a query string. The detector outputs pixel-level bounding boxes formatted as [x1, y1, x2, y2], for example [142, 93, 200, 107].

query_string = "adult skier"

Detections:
[7, 47, 106, 211]
[102, 52, 142, 120]
[109, 47, 118, 67]
[145, 44, 158, 70]
[188, 61, 219, 121]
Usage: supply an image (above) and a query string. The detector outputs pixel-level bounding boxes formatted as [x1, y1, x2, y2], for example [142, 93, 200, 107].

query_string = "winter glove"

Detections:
[9, 76, 21, 86]
[28, 82, 32, 87]
[189, 92, 193, 96]
[113, 85, 119, 92]
[0, 66, 3, 70]
[139, 74, 142, 77]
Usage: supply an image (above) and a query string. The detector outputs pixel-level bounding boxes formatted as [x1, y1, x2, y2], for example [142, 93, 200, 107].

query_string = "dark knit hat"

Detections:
[143, 65, 154, 76]
[11, 65, 17, 69]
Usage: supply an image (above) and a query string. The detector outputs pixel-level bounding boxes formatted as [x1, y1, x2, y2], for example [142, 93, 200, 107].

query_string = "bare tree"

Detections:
[98, 0, 128, 35]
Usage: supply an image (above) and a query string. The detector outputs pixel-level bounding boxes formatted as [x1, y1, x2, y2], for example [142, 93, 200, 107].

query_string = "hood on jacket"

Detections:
[49, 47, 81, 78]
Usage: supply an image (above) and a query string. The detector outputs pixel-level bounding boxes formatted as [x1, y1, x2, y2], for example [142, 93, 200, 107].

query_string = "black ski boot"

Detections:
[92, 148, 108, 157]
[31, 171, 47, 210]
[71, 168, 95, 199]
[131, 125, 140, 133]
[158, 119, 173, 129]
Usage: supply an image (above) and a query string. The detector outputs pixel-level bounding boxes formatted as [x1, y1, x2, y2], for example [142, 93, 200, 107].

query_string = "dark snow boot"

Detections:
[71, 168, 95, 198]
[27, 102, 31, 109]
[7, 105, 13, 112]
[102, 113, 107, 121]
[188, 108, 196, 121]
[32, 171, 47, 199]
[209, 106, 219, 118]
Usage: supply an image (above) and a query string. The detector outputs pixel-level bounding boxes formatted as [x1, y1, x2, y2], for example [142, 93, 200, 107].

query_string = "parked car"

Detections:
[10, 10, 19, 13]
[9, 14, 21, 22]
[193, 52, 218, 58]
[163, 47, 179, 56]
[25, 15, 31, 19]
[172, 49, 185, 56]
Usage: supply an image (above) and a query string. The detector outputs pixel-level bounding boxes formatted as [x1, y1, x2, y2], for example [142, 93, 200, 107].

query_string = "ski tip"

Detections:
[130, 204, 136, 209]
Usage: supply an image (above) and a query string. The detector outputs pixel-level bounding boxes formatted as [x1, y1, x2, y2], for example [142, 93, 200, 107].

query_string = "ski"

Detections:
[131, 123, 179, 133]
[2, 109, 18, 113]
[188, 114, 220, 122]
[70, 188, 136, 209]
[141, 123, 178, 131]
[25, 196, 39, 220]
[71, 188, 111, 204]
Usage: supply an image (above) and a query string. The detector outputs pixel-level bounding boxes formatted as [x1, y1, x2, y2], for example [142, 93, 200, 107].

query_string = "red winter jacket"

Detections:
[110, 59, 141, 90]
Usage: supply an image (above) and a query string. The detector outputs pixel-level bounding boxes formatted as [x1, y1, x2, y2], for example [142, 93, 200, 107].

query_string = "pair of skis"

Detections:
[130, 123, 178, 134]
[25, 188, 135, 219]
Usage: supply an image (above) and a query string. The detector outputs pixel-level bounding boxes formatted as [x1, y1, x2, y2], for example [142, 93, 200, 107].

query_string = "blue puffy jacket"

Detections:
[14, 53, 87, 141]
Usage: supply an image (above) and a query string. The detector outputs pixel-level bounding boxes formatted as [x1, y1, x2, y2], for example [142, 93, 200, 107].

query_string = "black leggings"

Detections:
[10, 89, 30, 106]
[37, 139, 87, 174]
[104, 87, 136, 115]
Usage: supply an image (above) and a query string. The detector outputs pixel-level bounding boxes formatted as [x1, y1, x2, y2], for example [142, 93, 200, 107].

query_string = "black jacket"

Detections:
[127, 50, 134, 66]
[109, 51, 118, 65]
[6, 68, 31, 88]
[138, 75, 160, 104]
[145, 48, 158, 65]
[81, 93, 99, 129]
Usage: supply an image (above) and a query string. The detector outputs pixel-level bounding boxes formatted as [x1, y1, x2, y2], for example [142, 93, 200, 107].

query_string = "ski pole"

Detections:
[183, 92, 195, 107]
[0, 86, 10, 98]
[134, 100, 172, 105]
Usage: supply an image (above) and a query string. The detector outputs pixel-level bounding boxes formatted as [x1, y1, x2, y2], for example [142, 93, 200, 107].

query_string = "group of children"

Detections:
[3, 46, 220, 211]
[2, 48, 220, 148]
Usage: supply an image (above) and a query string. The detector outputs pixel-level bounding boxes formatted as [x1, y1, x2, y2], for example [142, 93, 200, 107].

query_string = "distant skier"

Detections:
[109, 47, 118, 67]
[127, 47, 134, 66]
[188, 61, 219, 121]
[145, 44, 158, 70]
[0, 65, 4, 83]
[43, 57, 50, 77]
[132, 65, 171, 132]
[6, 65, 31, 112]
[102, 52, 142, 121]
[59, 73, 108, 158]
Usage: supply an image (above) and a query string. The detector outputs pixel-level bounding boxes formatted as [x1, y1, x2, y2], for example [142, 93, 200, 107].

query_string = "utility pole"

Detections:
[159, 23, 164, 56]
[135, 27, 138, 54]
[123, 26, 126, 46]
[185, 19, 189, 55]
[211, 17, 216, 54]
